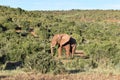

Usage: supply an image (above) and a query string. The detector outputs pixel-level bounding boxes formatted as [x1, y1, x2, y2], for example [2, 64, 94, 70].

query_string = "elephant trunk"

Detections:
[51, 41, 57, 56]
[51, 45, 54, 56]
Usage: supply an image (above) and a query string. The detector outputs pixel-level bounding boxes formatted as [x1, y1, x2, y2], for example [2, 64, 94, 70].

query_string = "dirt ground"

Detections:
[1, 72, 120, 80]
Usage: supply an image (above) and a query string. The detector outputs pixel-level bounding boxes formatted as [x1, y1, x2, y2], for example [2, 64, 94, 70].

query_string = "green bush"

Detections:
[1, 5, 120, 73]
[65, 58, 94, 73]
[24, 52, 66, 74]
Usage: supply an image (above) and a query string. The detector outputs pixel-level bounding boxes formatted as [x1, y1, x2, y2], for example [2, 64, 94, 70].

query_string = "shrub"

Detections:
[65, 58, 93, 73]
[24, 52, 66, 74]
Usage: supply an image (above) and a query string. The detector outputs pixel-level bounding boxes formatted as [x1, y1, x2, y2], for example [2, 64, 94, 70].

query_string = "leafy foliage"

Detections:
[24, 52, 65, 74]
[0, 5, 120, 73]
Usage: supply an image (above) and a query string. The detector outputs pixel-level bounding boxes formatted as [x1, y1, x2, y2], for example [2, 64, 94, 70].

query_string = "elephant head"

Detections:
[51, 34, 70, 55]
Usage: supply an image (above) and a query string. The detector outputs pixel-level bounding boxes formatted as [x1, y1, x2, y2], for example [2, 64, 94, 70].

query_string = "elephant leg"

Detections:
[64, 44, 70, 58]
[71, 44, 76, 58]
[58, 46, 62, 58]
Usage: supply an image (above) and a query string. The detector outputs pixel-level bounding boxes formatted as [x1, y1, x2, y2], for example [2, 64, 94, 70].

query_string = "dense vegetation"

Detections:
[0, 5, 120, 74]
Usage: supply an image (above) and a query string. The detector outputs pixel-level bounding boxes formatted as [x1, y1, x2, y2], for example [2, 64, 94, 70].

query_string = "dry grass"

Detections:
[1, 69, 120, 80]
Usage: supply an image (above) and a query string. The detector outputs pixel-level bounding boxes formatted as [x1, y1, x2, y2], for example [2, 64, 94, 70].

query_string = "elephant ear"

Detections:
[60, 34, 70, 46]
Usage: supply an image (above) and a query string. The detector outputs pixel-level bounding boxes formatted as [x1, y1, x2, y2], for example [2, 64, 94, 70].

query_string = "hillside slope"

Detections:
[0, 5, 120, 74]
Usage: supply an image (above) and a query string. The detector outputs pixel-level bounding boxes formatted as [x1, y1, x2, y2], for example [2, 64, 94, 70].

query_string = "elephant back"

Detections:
[60, 34, 70, 46]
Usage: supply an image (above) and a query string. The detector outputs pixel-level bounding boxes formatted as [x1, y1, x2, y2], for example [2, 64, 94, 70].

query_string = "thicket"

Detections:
[0, 5, 120, 73]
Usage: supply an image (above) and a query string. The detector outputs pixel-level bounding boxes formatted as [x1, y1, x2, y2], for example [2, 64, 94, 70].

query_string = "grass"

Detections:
[1, 68, 120, 80]
[0, 69, 26, 76]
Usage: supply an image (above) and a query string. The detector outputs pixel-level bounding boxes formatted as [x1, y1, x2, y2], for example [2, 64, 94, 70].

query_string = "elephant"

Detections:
[51, 34, 76, 58]
[27, 27, 38, 38]
[15, 26, 38, 38]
